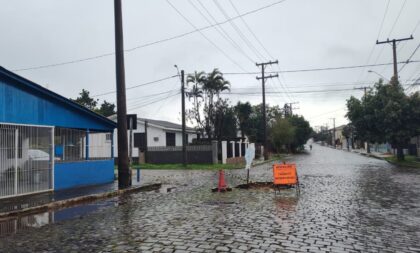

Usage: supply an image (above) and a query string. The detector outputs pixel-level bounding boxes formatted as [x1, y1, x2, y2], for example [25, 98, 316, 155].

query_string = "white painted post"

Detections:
[221, 141, 227, 164]
[14, 128, 18, 195]
[231, 141, 236, 158]
[238, 140, 242, 157]
[51, 127, 55, 190]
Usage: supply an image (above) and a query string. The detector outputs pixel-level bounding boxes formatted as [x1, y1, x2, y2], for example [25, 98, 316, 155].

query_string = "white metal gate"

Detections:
[0, 123, 54, 199]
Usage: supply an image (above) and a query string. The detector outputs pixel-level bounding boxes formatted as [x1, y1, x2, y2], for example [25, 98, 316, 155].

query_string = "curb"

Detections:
[0, 183, 162, 221]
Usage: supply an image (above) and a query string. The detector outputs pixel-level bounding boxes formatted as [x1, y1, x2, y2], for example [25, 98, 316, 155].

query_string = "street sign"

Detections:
[273, 163, 298, 185]
[244, 143, 255, 170]
[127, 114, 137, 130]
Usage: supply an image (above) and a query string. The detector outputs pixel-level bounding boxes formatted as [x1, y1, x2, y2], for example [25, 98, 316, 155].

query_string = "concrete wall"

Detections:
[112, 122, 198, 157]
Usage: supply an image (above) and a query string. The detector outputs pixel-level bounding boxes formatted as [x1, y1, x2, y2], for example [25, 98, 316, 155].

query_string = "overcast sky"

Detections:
[1, 0, 419, 130]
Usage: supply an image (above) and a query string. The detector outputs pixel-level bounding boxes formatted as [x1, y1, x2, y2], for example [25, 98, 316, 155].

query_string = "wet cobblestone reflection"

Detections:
[0, 145, 419, 252]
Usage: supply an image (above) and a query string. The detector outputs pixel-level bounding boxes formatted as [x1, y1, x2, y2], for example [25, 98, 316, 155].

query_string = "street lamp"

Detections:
[367, 70, 390, 82]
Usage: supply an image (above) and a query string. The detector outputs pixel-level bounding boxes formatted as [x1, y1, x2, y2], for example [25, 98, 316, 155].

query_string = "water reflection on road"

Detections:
[0, 144, 419, 252]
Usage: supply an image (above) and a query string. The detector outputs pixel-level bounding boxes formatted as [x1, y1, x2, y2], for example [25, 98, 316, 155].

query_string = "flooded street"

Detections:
[1, 144, 419, 252]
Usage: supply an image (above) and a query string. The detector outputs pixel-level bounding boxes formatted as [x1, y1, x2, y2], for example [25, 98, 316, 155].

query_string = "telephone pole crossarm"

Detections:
[256, 74, 278, 80]
[375, 35, 413, 83]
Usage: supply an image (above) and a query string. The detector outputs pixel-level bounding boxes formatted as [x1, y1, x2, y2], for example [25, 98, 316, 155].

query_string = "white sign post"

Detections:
[244, 143, 255, 184]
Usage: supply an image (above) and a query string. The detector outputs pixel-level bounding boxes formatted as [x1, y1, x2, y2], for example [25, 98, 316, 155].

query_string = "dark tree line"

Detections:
[71, 89, 116, 117]
[346, 78, 420, 161]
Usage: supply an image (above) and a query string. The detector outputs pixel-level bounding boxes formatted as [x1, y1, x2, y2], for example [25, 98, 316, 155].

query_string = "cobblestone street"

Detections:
[1, 144, 420, 252]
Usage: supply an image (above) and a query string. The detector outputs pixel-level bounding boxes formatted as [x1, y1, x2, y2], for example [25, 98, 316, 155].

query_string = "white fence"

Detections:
[0, 123, 54, 199]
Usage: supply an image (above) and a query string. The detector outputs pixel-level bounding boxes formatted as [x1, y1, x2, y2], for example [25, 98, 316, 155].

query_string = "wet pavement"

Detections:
[1, 144, 420, 252]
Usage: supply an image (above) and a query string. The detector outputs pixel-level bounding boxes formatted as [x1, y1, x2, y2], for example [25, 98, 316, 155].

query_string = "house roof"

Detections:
[109, 115, 197, 133]
[0, 66, 116, 131]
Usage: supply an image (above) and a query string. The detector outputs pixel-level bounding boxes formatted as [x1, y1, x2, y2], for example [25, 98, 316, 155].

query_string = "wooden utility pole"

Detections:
[354, 86, 371, 153]
[181, 70, 187, 166]
[376, 36, 413, 84]
[144, 120, 148, 163]
[256, 60, 278, 160]
[330, 118, 336, 147]
[114, 0, 131, 188]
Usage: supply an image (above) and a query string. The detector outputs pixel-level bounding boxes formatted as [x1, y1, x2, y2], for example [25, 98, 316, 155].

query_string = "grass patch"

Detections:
[113, 153, 287, 171]
[385, 155, 420, 168]
[116, 163, 244, 170]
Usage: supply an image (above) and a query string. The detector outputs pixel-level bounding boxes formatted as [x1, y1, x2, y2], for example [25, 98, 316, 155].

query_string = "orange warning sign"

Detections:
[273, 163, 298, 185]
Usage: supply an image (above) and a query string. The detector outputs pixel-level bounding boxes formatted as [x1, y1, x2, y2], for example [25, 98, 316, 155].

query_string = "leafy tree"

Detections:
[346, 78, 420, 160]
[342, 124, 356, 149]
[214, 100, 237, 139]
[72, 89, 116, 117]
[288, 115, 312, 152]
[96, 100, 116, 117]
[186, 68, 232, 139]
[247, 104, 283, 143]
[72, 89, 98, 110]
[270, 117, 295, 153]
[234, 101, 252, 138]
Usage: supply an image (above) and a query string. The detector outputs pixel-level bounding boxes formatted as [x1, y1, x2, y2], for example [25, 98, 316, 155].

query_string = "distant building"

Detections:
[0, 67, 116, 199]
[108, 116, 199, 160]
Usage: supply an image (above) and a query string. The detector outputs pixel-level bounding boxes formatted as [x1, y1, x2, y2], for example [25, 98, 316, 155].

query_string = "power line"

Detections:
[128, 91, 181, 111]
[225, 87, 365, 95]
[213, 0, 266, 61]
[399, 42, 420, 72]
[12, 0, 287, 72]
[92, 75, 177, 97]
[166, 0, 248, 72]
[374, 0, 408, 75]
[127, 89, 180, 105]
[188, 0, 255, 63]
[223, 60, 420, 75]
[388, 0, 408, 38]
[355, 0, 391, 83]
[227, 0, 294, 101]
[228, 0, 274, 60]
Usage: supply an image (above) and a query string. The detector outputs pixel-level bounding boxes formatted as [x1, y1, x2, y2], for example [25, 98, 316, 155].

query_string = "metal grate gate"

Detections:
[0, 123, 54, 199]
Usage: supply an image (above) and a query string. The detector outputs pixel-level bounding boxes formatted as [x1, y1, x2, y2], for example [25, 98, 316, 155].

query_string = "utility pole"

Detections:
[144, 120, 148, 163]
[376, 35, 413, 84]
[181, 70, 187, 167]
[284, 102, 299, 117]
[354, 86, 371, 153]
[330, 118, 336, 148]
[114, 0, 131, 188]
[256, 60, 278, 161]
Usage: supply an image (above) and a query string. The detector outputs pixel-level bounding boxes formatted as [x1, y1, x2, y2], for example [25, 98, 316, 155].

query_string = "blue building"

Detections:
[0, 66, 116, 199]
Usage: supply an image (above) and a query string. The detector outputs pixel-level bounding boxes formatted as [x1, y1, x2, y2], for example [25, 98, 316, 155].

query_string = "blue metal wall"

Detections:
[54, 160, 115, 190]
[0, 78, 114, 131]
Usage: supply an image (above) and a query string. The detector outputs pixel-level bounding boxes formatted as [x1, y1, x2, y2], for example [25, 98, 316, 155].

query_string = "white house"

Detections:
[105, 116, 199, 158]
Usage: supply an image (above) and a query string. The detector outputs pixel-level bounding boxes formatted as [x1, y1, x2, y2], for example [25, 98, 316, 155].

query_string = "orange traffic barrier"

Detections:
[273, 163, 298, 186]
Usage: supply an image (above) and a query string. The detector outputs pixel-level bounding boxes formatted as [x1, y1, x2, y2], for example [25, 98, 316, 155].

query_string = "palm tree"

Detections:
[204, 68, 230, 99]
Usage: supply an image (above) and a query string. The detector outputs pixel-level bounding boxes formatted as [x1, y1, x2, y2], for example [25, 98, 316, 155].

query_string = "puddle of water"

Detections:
[157, 184, 177, 193]
[0, 198, 117, 238]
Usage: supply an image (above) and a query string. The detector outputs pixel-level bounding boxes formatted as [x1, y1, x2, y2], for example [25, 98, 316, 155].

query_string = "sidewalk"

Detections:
[326, 145, 393, 160]
[0, 176, 160, 219]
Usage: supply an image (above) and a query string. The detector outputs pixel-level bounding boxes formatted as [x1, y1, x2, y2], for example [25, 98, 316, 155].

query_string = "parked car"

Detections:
[28, 149, 50, 161]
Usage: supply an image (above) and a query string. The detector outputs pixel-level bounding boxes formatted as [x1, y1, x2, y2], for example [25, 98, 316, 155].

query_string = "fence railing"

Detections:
[147, 145, 212, 152]
[54, 128, 112, 162]
[0, 123, 53, 199]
